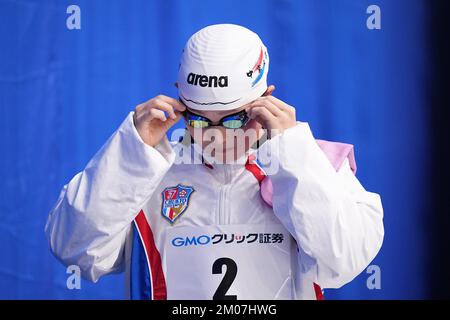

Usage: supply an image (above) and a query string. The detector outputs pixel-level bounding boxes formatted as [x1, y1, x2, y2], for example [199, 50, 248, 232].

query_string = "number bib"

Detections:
[164, 224, 295, 300]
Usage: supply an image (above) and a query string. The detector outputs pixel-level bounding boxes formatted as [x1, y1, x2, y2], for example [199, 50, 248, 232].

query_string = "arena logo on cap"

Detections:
[187, 72, 228, 88]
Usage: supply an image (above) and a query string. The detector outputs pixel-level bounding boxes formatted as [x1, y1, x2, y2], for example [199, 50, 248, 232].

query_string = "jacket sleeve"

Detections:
[45, 112, 175, 282]
[257, 122, 384, 289]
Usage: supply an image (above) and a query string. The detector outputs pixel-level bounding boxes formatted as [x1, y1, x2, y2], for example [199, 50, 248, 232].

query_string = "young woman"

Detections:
[45, 24, 384, 299]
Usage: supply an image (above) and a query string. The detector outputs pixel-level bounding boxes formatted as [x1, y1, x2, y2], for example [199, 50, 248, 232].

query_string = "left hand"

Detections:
[247, 86, 297, 137]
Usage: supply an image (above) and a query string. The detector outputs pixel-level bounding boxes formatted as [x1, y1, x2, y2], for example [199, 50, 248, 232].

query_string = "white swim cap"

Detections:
[177, 24, 269, 111]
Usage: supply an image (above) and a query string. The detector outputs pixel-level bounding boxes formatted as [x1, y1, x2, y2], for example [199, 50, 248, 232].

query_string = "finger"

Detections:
[134, 105, 153, 122]
[152, 98, 177, 119]
[135, 101, 148, 114]
[262, 96, 295, 116]
[170, 110, 184, 121]
[155, 95, 186, 112]
[263, 95, 288, 109]
[263, 85, 275, 96]
[248, 106, 277, 125]
[149, 108, 167, 122]
[249, 98, 284, 117]
[166, 110, 184, 126]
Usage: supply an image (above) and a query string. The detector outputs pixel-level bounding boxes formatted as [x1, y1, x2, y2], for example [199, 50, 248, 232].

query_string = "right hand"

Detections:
[133, 95, 186, 147]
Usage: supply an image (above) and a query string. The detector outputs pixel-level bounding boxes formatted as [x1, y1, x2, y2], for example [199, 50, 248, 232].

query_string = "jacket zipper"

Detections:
[218, 166, 232, 225]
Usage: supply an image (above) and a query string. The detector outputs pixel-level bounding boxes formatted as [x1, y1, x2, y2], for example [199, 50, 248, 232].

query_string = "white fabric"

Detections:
[45, 112, 384, 299]
[177, 24, 269, 111]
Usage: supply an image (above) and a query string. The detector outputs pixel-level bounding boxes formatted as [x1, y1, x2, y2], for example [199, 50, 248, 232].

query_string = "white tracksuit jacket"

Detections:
[45, 112, 384, 300]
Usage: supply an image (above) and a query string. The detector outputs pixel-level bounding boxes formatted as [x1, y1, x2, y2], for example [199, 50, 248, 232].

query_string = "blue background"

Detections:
[0, 0, 432, 299]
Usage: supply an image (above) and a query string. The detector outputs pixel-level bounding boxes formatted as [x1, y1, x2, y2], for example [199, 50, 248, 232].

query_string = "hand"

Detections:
[133, 95, 186, 147]
[247, 86, 297, 138]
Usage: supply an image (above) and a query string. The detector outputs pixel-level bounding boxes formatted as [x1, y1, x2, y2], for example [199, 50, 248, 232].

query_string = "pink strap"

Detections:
[260, 178, 275, 207]
[260, 140, 357, 207]
[315, 139, 357, 174]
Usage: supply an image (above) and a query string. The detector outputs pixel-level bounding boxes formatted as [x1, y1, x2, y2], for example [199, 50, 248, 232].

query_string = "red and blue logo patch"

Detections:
[246, 47, 268, 87]
[161, 184, 195, 224]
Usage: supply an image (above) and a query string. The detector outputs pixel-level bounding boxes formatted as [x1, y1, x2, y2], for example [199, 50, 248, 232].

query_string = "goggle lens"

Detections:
[187, 119, 210, 128]
[184, 110, 248, 129]
[222, 119, 246, 129]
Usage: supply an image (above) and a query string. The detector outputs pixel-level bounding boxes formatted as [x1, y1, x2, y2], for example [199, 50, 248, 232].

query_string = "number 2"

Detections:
[212, 257, 237, 300]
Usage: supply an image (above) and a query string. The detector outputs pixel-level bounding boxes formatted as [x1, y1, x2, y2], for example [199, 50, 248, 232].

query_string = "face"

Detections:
[183, 101, 264, 163]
